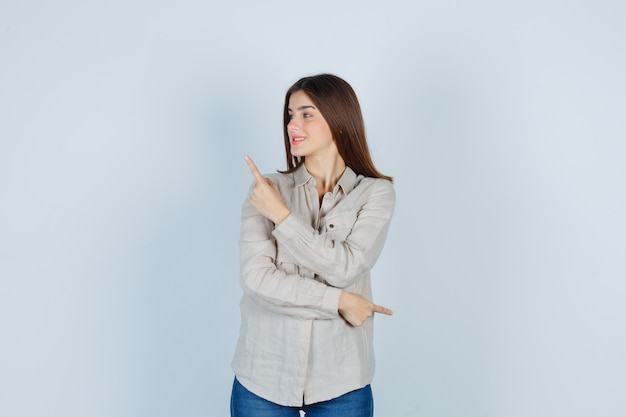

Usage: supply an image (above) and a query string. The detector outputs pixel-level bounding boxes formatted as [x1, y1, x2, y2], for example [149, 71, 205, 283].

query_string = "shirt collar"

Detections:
[293, 163, 358, 195]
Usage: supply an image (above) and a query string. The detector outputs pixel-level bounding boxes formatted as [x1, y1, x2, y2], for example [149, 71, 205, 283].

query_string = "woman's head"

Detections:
[282, 74, 392, 182]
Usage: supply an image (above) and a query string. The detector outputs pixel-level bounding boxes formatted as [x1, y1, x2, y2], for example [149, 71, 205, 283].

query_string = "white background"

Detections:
[1, 1, 625, 416]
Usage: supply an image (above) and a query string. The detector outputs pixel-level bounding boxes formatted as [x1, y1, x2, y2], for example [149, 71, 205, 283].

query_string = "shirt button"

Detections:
[329, 224, 334, 229]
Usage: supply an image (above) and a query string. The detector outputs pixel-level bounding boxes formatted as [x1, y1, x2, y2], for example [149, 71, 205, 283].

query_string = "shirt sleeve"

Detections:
[272, 179, 395, 289]
[239, 196, 342, 320]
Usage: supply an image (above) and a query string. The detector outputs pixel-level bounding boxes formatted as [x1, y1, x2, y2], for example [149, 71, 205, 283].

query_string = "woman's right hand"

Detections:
[338, 291, 393, 327]
[245, 155, 291, 225]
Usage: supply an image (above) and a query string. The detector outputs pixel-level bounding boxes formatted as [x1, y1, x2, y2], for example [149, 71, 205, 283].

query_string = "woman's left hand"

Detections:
[338, 291, 393, 327]
[245, 155, 291, 225]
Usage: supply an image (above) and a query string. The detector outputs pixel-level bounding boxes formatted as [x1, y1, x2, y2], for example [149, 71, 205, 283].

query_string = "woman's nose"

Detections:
[288, 118, 300, 131]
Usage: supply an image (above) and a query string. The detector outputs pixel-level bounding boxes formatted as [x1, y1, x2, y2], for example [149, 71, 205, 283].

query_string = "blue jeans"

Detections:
[230, 377, 374, 417]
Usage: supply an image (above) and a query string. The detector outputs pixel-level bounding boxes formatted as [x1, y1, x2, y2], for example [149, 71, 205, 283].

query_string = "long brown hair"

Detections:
[281, 74, 393, 182]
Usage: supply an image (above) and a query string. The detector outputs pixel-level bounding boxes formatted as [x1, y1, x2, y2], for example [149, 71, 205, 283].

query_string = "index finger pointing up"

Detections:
[244, 155, 265, 183]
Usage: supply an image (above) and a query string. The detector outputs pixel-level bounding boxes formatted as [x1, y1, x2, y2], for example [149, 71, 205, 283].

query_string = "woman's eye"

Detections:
[287, 114, 294, 120]
[303, 113, 312, 118]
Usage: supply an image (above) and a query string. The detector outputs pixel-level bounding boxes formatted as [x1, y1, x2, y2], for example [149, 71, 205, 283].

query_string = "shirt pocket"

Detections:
[323, 211, 358, 245]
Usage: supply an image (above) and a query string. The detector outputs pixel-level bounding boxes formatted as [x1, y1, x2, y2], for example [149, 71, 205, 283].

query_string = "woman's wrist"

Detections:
[338, 291, 350, 313]
[273, 207, 291, 225]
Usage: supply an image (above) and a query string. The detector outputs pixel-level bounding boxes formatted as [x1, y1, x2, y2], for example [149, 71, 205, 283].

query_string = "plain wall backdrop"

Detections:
[1, 1, 624, 416]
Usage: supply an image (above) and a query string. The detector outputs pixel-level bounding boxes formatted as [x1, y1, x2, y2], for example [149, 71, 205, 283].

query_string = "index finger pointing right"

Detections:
[244, 155, 265, 183]
[372, 304, 394, 316]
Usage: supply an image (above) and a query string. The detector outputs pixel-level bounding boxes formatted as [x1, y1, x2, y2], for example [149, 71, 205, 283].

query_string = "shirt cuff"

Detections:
[321, 286, 342, 316]
[272, 212, 302, 242]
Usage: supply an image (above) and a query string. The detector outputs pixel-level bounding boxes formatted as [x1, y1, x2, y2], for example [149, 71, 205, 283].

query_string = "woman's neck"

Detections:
[304, 155, 346, 195]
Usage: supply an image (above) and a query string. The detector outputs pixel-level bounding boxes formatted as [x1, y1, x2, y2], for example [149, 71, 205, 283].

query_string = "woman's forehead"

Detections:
[288, 91, 316, 110]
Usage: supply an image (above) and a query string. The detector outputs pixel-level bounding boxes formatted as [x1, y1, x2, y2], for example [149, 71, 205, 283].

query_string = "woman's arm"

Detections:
[272, 180, 395, 288]
[240, 198, 342, 320]
[240, 186, 393, 325]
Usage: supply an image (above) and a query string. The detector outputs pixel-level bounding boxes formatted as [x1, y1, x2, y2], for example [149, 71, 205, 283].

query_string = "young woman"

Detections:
[231, 74, 395, 417]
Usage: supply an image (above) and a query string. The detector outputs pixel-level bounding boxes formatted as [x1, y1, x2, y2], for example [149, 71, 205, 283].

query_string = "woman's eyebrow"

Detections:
[288, 105, 317, 112]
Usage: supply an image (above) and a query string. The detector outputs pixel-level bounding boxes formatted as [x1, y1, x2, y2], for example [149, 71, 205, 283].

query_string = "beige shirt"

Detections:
[231, 164, 395, 407]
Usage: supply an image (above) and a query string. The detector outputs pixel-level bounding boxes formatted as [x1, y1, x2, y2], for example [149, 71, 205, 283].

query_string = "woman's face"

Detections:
[287, 90, 338, 160]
